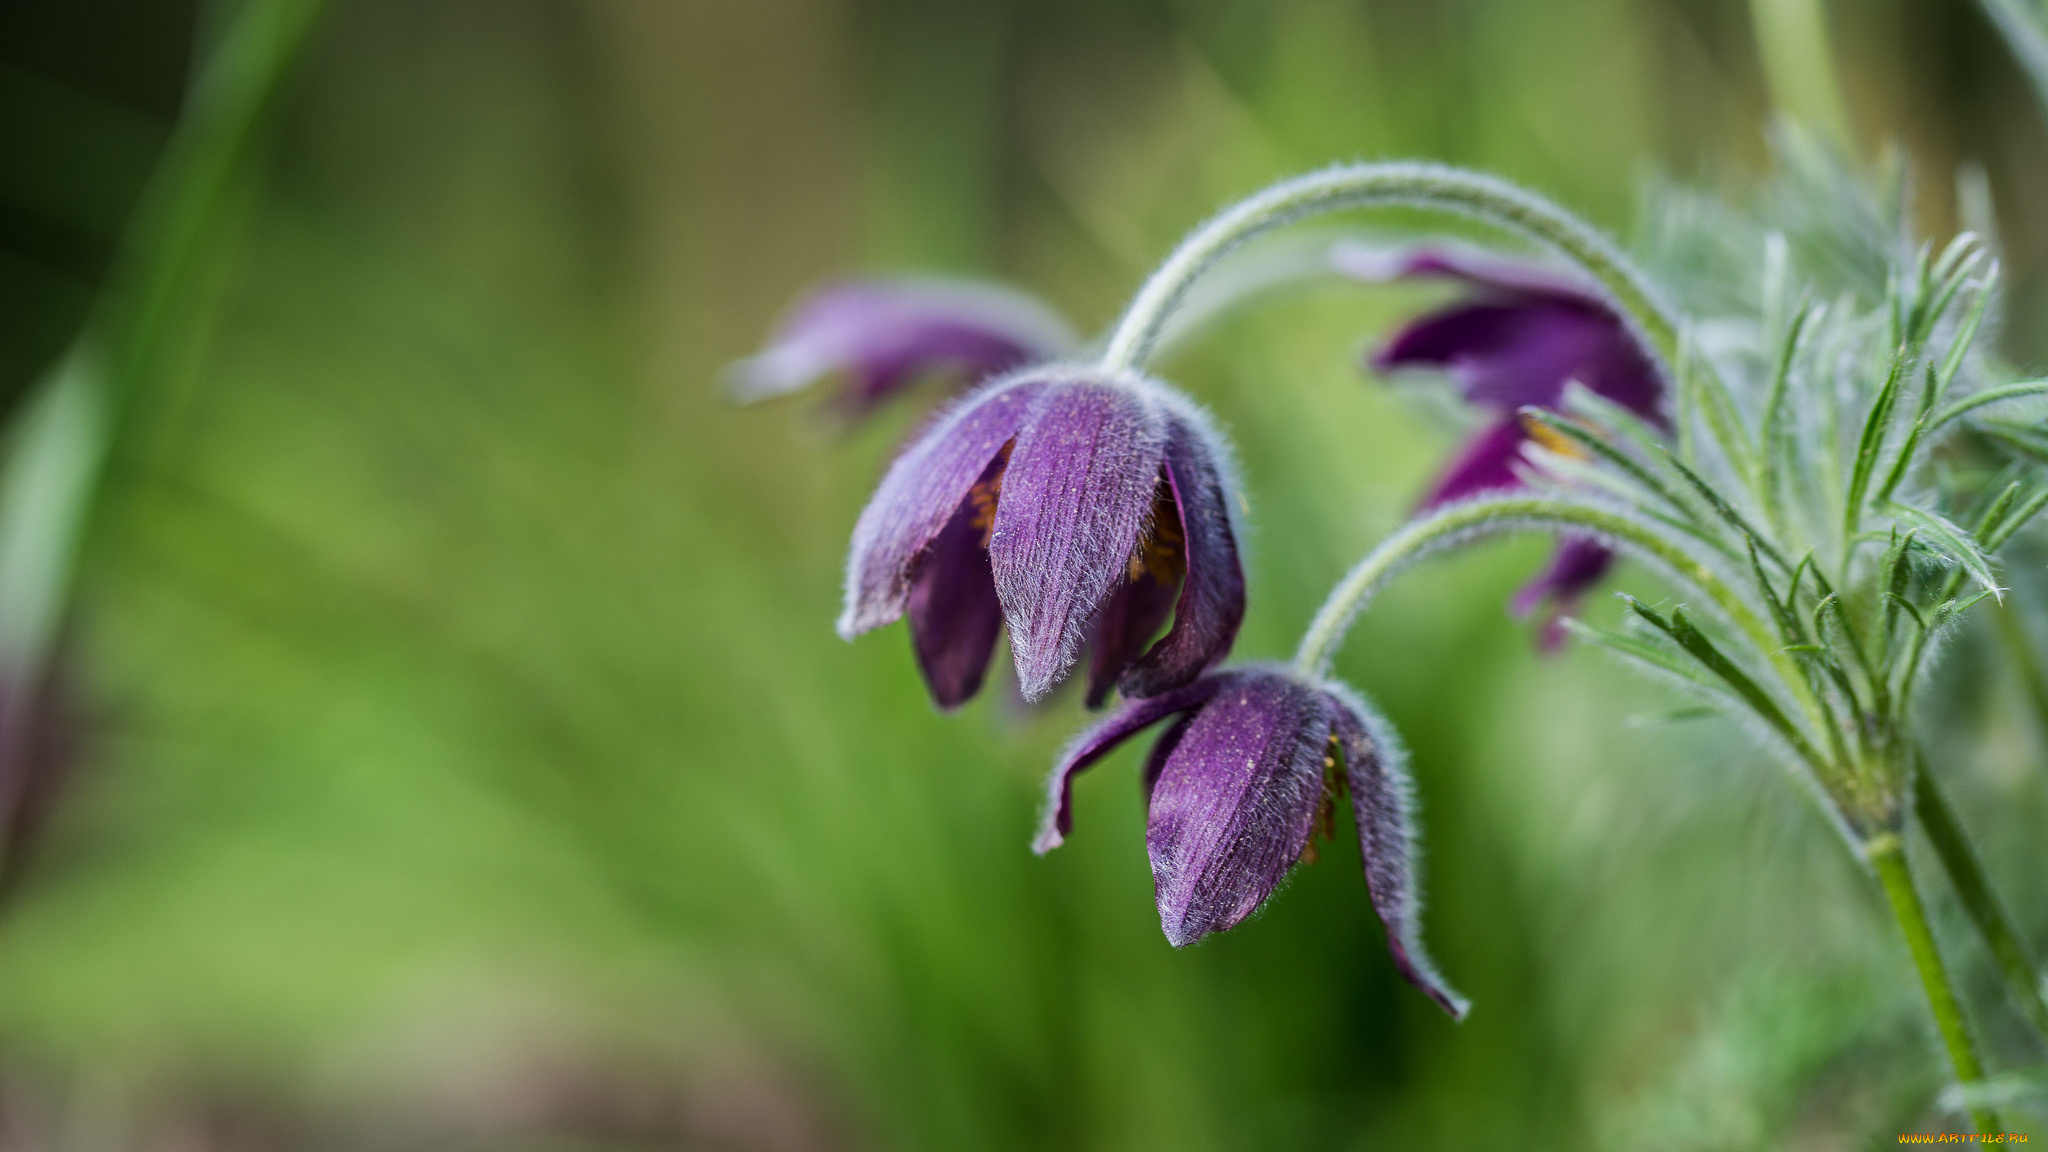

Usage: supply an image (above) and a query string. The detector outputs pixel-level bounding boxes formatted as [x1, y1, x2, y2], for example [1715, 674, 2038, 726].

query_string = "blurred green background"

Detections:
[0, 0, 2045, 1147]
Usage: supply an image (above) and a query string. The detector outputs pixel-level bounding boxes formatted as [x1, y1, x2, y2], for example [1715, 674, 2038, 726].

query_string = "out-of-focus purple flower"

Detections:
[1033, 665, 1468, 1019]
[726, 278, 1077, 417]
[839, 367, 1245, 708]
[1336, 244, 1667, 647]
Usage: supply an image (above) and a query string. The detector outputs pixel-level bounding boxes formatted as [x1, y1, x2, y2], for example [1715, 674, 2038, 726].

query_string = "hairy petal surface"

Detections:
[1145, 672, 1329, 947]
[1118, 408, 1247, 699]
[727, 279, 1075, 411]
[1326, 681, 1469, 1019]
[839, 379, 1043, 639]
[1033, 675, 1228, 854]
[991, 381, 1167, 698]
[905, 458, 1006, 708]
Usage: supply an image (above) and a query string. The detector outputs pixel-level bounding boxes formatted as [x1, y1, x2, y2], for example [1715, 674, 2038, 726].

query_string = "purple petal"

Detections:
[1375, 300, 1638, 413]
[728, 279, 1076, 412]
[1325, 680, 1469, 1019]
[1348, 245, 1648, 636]
[1342, 244, 1666, 425]
[1117, 406, 1247, 699]
[1146, 671, 1331, 947]
[990, 381, 1168, 700]
[1417, 417, 1530, 510]
[1033, 675, 1229, 855]
[1085, 556, 1180, 709]
[840, 378, 1045, 639]
[1139, 714, 1193, 800]
[1511, 535, 1614, 652]
[906, 455, 1007, 709]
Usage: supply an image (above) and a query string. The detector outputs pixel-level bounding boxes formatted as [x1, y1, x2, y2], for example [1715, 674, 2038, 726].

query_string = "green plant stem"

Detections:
[1098, 162, 1679, 376]
[1286, 498, 1827, 760]
[1914, 766, 2048, 1041]
[1868, 832, 2001, 1134]
[1292, 497, 1759, 673]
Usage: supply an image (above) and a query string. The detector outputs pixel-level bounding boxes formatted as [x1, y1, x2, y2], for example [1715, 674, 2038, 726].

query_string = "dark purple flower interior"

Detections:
[1348, 245, 1668, 643]
[906, 448, 1011, 709]
[846, 374, 1243, 712]
[1034, 668, 1469, 1015]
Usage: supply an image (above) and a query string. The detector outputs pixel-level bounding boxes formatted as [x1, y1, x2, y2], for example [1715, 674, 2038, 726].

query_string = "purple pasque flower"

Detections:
[1336, 243, 1667, 647]
[839, 366, 1246, 709]
[1034, 665, 1469, 1019]
[726, 278, 1077, 417]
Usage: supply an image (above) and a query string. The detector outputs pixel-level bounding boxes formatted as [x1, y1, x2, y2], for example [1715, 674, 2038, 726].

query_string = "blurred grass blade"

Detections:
[99, 0, 325, 409]
[1978, 0, 2048, 125]
[1748, 0, 1854, 150]
[0, 353, 108, 837]
[0, 354, 107, 678]
[0, 0, 323, 872]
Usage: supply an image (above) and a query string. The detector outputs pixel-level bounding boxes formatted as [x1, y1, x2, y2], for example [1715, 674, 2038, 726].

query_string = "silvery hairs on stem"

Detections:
[738, 147, 2048, 1085]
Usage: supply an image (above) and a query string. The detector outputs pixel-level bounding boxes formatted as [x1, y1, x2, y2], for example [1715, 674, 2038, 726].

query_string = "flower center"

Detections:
[968, 441, 1014, 548]
[1519, 410, 1591, 459]
[1300, 732, 1345, 866]
[1127, 478, 1187, 584]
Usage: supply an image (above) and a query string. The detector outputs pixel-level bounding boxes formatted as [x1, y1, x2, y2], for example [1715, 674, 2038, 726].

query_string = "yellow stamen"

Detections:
[1520, 411, 1591, 459]
[968, 442, 1013, 548]
[1127, 480, 1188, 584]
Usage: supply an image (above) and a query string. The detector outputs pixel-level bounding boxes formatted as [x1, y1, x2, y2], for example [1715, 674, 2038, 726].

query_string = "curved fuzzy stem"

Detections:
[1099, 163, 1680, 377]
[1868, 832, 2001, 1134]
[1288, 496, 1816, 747]
[1291, 497, 1734, 672]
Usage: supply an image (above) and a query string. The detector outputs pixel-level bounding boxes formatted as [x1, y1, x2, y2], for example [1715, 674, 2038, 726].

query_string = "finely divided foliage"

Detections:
[1554, 152, 2020, 838]
[745, 144, 2045, 1120]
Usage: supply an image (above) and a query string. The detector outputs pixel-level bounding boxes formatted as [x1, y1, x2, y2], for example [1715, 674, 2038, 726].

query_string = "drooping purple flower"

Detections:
[1034, 665, 1469, 1019]
[726, 278, 1077, 417]
[1336, 243, 1667, 646]
[839, 367, 1246, 708]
